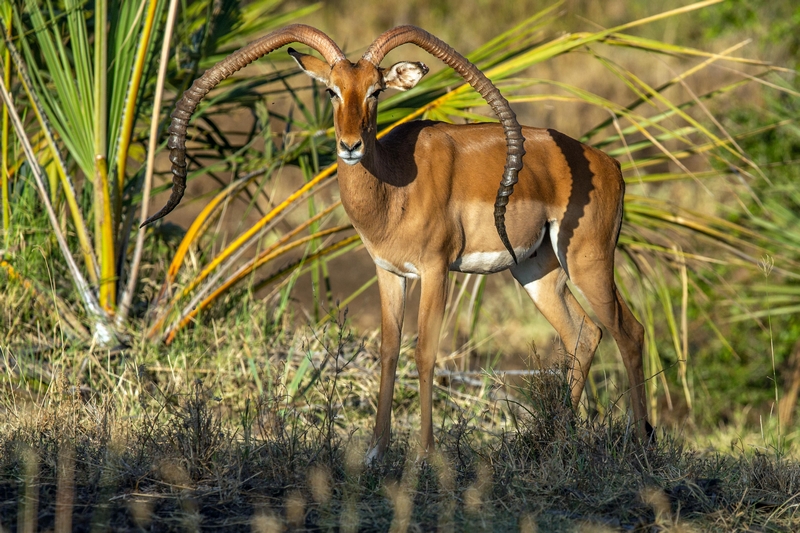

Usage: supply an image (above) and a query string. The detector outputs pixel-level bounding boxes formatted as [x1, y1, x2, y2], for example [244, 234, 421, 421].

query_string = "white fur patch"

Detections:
[374, 257, 420, 279]
[549, 221, 567, 271]
[364, 444, 381, 465]
[403, 262, 420, 278]
[451, 251, 516, 274]
[520, 277, 543, 302]
[450, 230, 547, 274]
[364, 83, 383, 103]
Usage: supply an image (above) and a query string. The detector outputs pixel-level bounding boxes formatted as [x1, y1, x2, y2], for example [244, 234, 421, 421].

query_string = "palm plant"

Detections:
[0, 0, 319, 344]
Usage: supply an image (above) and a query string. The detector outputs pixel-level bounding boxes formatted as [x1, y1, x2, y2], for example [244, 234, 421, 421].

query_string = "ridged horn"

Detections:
[363, 26, 525, 262]
[141, 25, 345, 227]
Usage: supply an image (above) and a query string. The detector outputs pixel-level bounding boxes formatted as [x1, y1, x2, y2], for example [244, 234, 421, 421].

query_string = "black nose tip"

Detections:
[339, 140, 362, 152]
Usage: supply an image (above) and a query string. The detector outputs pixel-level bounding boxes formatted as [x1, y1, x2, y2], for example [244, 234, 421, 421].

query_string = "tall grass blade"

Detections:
[92, 0, 117, 311]
[109, 0, 155, 193]
[0, 10, 8, 249]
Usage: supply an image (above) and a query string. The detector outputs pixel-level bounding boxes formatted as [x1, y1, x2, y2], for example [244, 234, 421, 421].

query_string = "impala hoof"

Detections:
[414, 445, 433, 465]
[644, 420, 657, 444]
[365, 444, 384, 466]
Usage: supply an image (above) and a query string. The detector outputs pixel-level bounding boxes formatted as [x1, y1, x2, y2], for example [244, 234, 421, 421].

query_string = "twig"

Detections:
[117, 0, 181, 325]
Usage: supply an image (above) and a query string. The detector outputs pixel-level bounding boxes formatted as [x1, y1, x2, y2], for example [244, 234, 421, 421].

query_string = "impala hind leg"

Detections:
[567, 263, 652, 439]
[511, 242, 602, 408]
[366, 268, 406, 463]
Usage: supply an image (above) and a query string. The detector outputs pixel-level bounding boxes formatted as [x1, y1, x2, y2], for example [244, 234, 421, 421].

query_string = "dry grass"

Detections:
[1, 309, 798, 532]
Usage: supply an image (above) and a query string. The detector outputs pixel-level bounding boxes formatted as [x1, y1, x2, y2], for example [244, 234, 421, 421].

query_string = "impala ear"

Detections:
[288, 48, 331, 84]
[383, 61, 429, 91]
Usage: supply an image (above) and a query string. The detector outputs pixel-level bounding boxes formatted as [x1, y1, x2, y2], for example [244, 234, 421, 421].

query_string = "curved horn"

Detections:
[141, 25, 345, 227]
[363, 26, 525, 262]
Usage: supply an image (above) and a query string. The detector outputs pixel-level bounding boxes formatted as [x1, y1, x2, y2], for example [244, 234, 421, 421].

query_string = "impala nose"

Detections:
[338, 139, 364, 165]
[340, 140, 362, 152]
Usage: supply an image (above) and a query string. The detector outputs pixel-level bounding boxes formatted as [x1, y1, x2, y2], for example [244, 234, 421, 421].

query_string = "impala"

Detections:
[144, 24, 653, 461]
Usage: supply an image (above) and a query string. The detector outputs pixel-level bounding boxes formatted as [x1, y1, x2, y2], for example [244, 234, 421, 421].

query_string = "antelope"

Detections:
[144, 24, 653, 461]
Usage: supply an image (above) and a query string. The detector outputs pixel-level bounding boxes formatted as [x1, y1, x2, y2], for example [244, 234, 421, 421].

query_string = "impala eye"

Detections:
[369, 89, 383, 99]
[326, 88, 338, 100]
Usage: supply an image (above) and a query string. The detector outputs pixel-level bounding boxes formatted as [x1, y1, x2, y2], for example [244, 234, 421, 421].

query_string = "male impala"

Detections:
[144, 24, 653, 461]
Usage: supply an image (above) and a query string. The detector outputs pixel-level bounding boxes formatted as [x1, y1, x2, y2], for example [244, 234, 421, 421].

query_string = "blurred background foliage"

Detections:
[0, 0, 799, 450]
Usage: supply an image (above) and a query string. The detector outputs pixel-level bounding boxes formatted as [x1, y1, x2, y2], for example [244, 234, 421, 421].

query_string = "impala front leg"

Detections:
[367, 267, 406, 463]
[415, 268, 448, 457]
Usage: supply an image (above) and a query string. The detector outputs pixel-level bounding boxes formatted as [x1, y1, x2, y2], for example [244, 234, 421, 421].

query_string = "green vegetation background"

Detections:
[1, 0, 800, 529]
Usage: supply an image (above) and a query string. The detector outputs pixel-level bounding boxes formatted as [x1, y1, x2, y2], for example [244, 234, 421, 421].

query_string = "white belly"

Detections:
[450, 250, 515, 273]
[368, 226, 549, 277]
[450, 228, 548, 274]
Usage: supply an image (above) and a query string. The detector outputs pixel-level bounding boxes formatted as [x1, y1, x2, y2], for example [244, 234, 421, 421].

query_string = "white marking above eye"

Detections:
[364, 83, 383, 103]
[329, 85, 343, 99]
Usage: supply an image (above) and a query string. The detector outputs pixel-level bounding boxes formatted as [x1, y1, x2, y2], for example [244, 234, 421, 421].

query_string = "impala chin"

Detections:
[339, 153, 363, 165]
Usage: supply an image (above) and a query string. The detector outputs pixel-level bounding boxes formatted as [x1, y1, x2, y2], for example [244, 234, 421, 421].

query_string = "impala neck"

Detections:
[337, 139, 402, 237]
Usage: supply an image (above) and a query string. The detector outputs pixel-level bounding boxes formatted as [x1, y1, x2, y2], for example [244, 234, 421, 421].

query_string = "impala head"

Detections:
[142, 24, 524, 260]
[289, 50, 429, 165]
